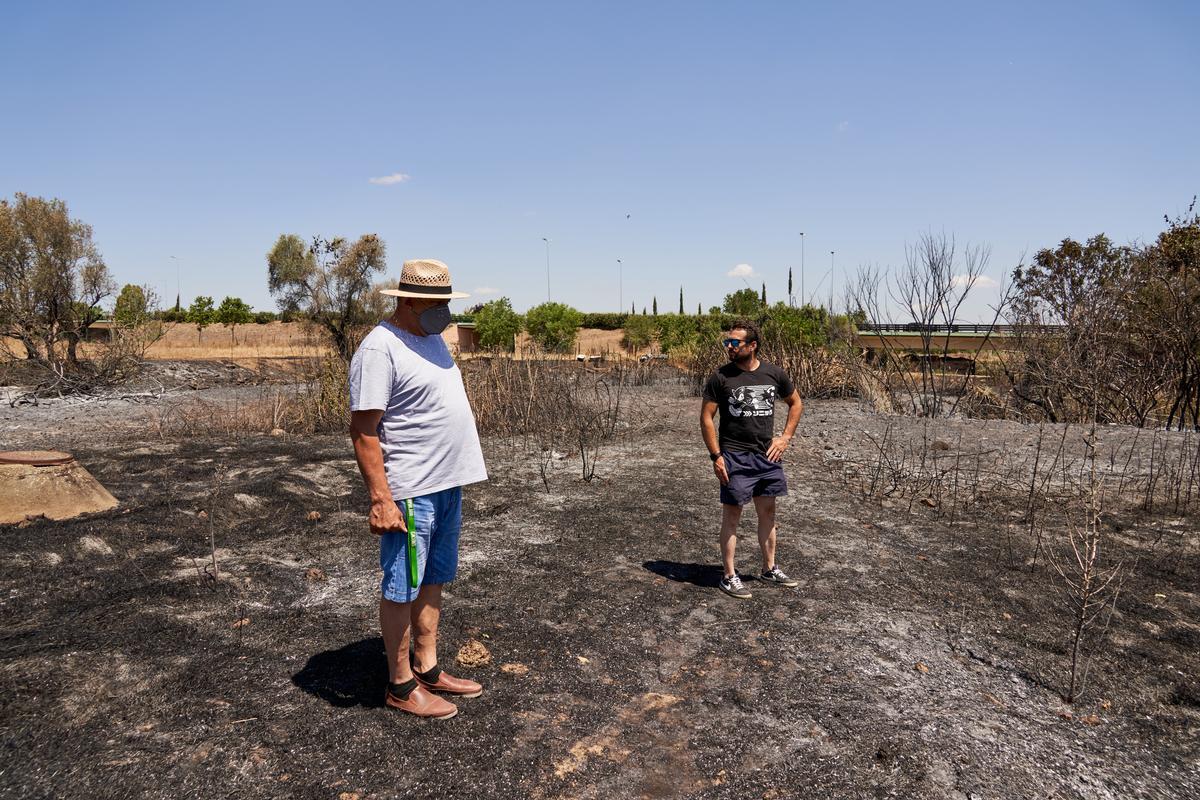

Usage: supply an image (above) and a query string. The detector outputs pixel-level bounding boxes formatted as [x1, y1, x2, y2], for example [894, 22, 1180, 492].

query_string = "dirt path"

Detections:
[1, 383, 1197, 799]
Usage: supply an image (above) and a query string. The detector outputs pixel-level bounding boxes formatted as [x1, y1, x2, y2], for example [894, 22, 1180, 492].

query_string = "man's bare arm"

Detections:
[350, 409, 405, 535]
[700, 399, 729, 486]
[766, 390, 803, 462]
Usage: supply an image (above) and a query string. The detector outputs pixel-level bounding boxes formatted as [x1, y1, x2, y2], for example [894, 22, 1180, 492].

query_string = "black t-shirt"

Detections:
[702, 361, 796, 454]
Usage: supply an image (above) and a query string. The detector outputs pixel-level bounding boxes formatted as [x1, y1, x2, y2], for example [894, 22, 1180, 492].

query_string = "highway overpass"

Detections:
[855, 323, 1063, 353]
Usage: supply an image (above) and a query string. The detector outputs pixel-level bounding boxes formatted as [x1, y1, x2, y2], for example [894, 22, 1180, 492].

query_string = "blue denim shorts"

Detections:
[719, 450, 788, 506]
[380, 486, 462, 603]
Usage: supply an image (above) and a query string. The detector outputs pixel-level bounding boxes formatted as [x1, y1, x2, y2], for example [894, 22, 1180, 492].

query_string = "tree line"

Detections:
[4, 192, 1197, 429]
[1003, 200, 1200, 429]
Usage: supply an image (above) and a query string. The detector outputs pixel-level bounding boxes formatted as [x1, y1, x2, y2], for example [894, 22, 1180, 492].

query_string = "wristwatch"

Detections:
[709, 452, 720, 462]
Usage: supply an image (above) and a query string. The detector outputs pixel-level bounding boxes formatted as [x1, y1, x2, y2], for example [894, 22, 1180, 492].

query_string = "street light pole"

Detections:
[617, 259, 622, 313]
[829, 250, 836, 314]
[541, 237, 551, 302]
[799, 233, 805, 307]
[622, 212, 632, 314]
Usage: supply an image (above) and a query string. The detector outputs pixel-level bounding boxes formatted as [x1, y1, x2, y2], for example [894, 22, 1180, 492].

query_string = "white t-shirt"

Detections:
[348, 321, 488, 500]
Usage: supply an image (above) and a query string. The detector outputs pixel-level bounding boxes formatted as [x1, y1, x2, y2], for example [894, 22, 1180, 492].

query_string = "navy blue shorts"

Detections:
[719, 450, 788, 506]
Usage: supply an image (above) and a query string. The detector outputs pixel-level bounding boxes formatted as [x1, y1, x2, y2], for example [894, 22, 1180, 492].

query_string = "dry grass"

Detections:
[141, 352, 651, 487]
[4, 324, 635, 363]
[3, 322, 326, 361]
[143, 322, 327, 359]
[142, 353, 351, 438]
[513, 329, 631, 360]
[143, 388, 299, 439]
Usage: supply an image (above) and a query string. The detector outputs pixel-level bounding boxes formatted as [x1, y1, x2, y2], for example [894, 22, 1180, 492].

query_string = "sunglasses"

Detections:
[722, 338, 746, 348]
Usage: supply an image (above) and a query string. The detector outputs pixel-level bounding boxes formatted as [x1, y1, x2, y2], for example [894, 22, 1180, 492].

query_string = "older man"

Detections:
[349, 259, 488, 720]
[700, 318, 803, 600]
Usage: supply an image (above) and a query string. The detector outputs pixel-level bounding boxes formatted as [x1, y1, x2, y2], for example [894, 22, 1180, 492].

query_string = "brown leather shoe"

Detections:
[415, 666, 483, 698]
[384, 684, 458, 719]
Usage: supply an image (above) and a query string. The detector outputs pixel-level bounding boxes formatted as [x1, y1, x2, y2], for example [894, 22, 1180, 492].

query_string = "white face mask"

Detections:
[418, 303, 452, 335]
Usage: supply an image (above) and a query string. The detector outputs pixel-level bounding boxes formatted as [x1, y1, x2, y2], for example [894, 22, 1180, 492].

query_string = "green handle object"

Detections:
[404, 498, 419, 588]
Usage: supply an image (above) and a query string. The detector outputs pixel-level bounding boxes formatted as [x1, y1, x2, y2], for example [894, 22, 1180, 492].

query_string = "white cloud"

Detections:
[727, 263, 756, 278]
[835, 120, 850, 133]
[473, 287, 500, 296]
[368, 172, 411, 185]
[951, 274, 999, 289]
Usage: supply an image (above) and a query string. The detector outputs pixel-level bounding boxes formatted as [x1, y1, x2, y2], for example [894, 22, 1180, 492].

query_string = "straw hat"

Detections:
[380, 259, 470, 299]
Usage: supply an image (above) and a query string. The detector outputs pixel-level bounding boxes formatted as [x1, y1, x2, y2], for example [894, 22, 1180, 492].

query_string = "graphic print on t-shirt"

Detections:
[728, 385, 776, 417]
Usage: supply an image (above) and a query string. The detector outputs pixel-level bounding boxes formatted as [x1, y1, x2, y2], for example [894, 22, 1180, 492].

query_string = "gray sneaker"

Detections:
[718, 572, 752, 599]
[760, 565, 799, 587]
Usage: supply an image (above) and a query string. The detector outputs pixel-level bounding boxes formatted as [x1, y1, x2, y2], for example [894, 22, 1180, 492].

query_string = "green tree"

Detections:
[722, 288, 764, 316]
[678, 287, 684, 314]
[474, 297, 523, 351]
[761, 282, 767, 306]
[113, 284, 149, 327]
[652, 296, 658, 316]
[1012, 235, 1132, 325]
[1145, 205, 1200, 428]
[621, 313, 656, 350]
[524, 301, 582, 353]
[694, 313, 727, 351]
[267, 233, 386, 359]
[760, 303, 828, 349]
[110, 285, 166, 358]
[1009, 234, 1149, 424]
[1008, 207, 1200, 428]
[216, 296, 253, 345]
[0, 193, 114, 365]
[655, 313, 700, 354]
[187, 296, 216, 343]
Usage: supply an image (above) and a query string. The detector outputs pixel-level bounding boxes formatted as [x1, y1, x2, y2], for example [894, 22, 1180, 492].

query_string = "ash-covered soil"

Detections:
[1, 370, 1198, 799]
[0, 359, 305, 449]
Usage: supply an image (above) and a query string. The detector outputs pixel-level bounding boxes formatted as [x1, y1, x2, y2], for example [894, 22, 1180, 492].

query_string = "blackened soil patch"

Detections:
[1, 381, 1198, 799]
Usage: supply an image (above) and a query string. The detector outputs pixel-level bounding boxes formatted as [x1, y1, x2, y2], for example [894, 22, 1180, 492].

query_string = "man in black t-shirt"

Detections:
[700, 319, 804, 599]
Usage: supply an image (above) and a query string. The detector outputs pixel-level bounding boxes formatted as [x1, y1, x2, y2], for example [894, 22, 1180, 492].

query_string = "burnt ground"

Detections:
[0, 359, 306, 444]
[1, 368, 1198, 799]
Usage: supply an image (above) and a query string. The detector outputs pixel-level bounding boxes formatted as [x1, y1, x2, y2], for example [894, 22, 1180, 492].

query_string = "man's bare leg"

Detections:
[380, 597, 414, 684]
[720, 503, 743, 577]
[379, 590, 459, 717]
[411, 583, 443, 673]
[381, 585, 444, 681]
[753, 495, 778, 572]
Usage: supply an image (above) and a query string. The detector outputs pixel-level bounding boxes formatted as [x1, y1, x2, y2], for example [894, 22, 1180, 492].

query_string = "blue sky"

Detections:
[3, 1, 1197, 321]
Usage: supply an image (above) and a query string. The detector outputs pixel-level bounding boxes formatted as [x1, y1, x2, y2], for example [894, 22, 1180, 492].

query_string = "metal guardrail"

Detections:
[859, 323, 1067, 334]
